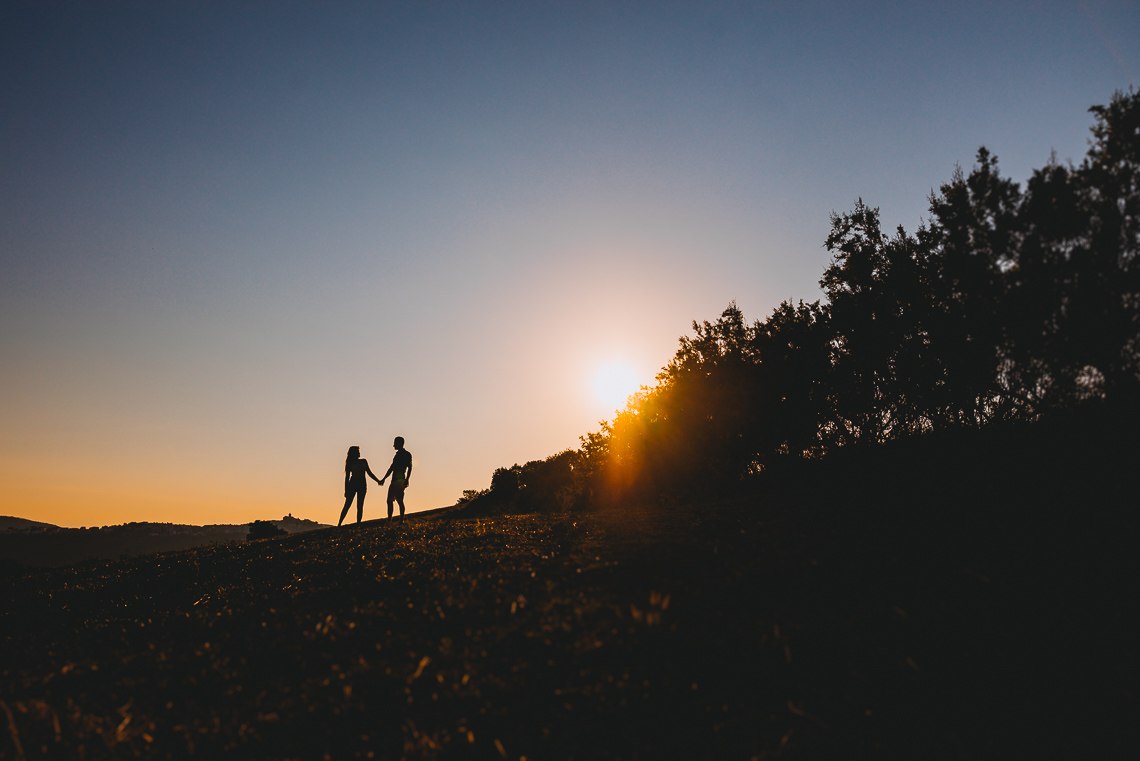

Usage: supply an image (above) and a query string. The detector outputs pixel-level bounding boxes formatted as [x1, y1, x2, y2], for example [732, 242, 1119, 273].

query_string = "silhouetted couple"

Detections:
[339, 437, 413, 527]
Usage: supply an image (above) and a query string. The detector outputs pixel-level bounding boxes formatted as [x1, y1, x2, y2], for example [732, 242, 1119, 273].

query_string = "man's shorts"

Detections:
[387, 479, 406, 503]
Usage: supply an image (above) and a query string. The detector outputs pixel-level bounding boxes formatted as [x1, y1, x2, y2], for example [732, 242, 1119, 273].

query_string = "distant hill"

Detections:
[0, 514, 332, 569]
[0, 515, 59, 531]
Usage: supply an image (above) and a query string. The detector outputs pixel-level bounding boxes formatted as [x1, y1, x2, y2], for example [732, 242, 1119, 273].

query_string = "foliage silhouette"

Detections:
[463, 89, 1140, 508]
[490, 466, 519, 496]
[460, 450, 584, 515]
[246, 520, 287, 541]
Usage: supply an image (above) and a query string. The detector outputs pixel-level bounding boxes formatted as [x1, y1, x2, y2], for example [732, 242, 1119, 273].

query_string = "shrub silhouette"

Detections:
[247, 520, 287, 541]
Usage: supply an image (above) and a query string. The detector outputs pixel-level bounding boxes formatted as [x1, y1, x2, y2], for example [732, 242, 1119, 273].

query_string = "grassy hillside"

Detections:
[1, 415, 1135, 760]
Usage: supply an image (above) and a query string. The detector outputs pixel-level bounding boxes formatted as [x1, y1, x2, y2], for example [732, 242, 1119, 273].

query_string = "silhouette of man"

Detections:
[379, 436, 413, 525]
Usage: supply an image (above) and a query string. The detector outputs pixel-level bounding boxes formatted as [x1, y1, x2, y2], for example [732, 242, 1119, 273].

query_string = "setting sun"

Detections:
[592, 361, 641, 413]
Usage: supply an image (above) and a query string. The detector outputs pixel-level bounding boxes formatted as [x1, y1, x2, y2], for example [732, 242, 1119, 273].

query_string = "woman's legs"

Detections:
[339, 487, 366, 526]
[338, 493, 354, 526]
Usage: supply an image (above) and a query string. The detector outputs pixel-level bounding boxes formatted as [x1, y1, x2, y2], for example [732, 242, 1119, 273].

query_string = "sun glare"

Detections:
[592, 361, 640, 413]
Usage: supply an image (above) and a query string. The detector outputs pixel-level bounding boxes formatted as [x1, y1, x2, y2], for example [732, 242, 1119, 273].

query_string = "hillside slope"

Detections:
[1, 415, 1135, 760]
[0, 517, 58, 531]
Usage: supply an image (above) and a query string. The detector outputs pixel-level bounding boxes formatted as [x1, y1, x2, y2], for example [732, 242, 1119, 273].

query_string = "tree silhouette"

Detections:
[1013, 93, 1140, 404]
[464, 90, 1140, 509]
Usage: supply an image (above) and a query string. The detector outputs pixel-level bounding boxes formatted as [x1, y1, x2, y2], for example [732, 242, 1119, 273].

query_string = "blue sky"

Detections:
[1, 1, 1136, 525]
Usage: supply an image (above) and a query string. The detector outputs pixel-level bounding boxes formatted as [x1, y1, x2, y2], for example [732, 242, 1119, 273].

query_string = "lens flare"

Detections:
[592, 362, 639, 413]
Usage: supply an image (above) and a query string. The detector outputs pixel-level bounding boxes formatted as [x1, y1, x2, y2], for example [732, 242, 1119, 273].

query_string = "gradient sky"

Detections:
[2, 1, 1136, 527]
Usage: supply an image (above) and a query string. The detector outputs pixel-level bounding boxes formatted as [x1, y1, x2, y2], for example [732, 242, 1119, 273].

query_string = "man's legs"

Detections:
[387, 481, 407, 524]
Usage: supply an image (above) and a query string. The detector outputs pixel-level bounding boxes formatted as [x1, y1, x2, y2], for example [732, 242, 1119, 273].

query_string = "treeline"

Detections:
[462, 90, 1139, 511]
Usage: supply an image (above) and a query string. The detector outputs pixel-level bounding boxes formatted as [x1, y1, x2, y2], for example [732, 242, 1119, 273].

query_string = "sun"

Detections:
[591, 361, 640, 413]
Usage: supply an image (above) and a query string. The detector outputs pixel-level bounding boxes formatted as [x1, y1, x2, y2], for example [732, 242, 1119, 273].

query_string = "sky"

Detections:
[2, 1, 1137, 527]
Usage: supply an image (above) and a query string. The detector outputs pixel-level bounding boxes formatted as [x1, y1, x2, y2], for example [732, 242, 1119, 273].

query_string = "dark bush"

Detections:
[247, 520, 287, 541]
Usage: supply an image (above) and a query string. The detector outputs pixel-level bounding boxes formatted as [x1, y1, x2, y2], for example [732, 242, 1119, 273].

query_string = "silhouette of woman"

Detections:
[339, 446, 381, 526]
